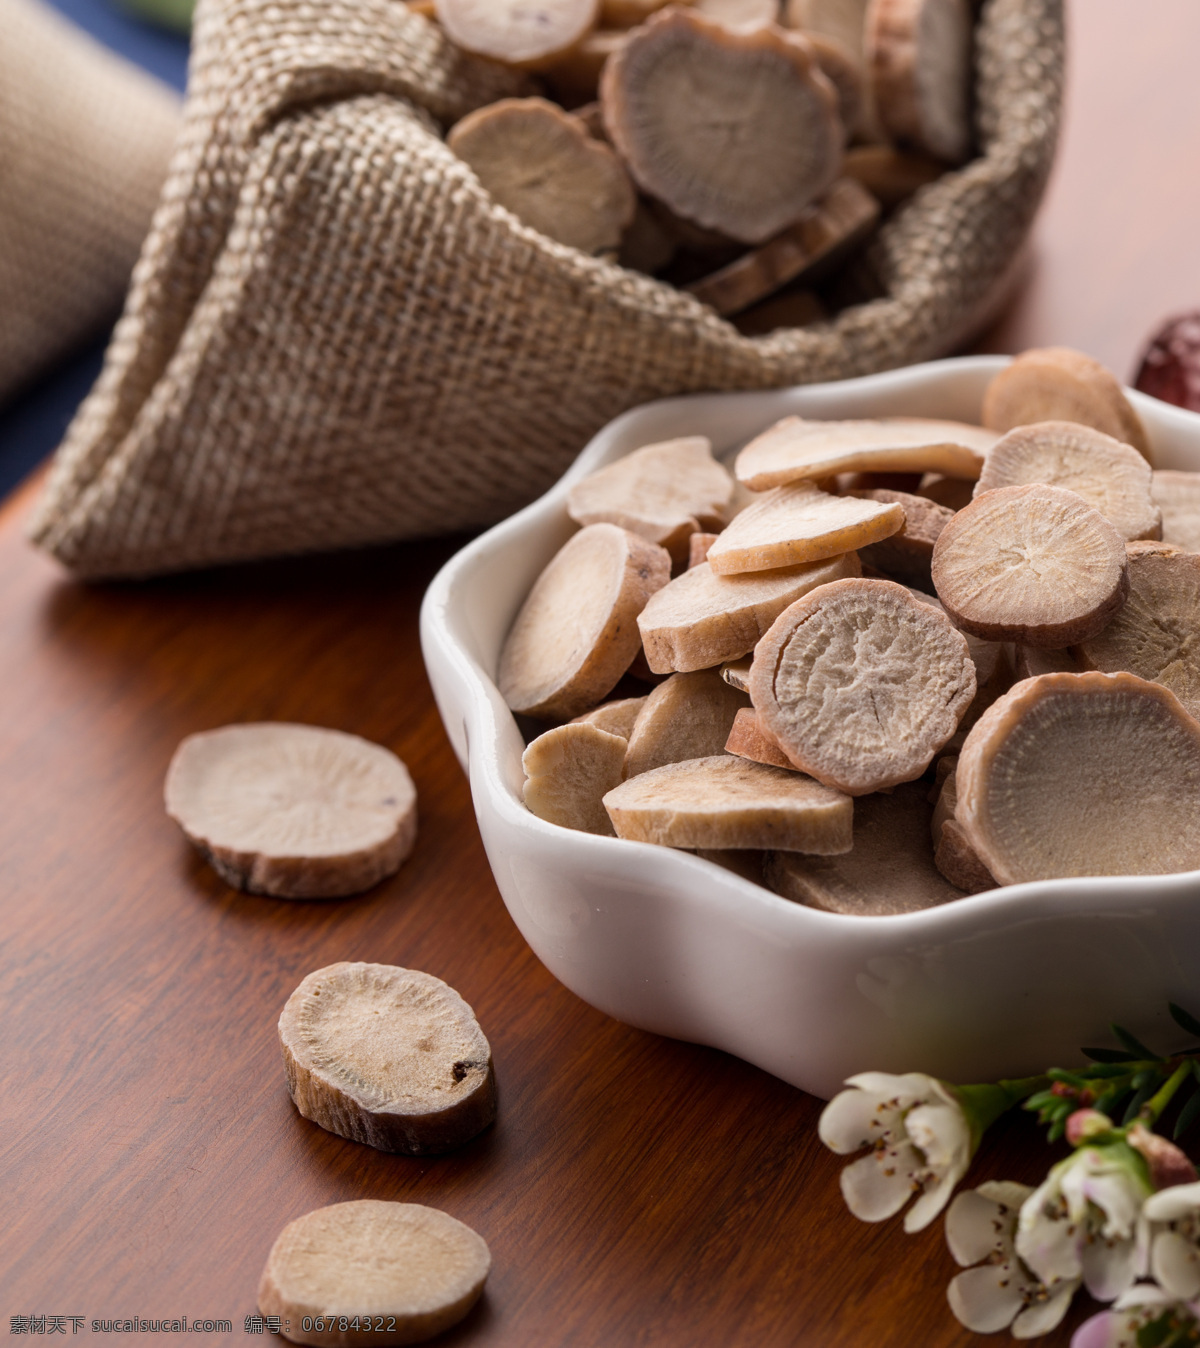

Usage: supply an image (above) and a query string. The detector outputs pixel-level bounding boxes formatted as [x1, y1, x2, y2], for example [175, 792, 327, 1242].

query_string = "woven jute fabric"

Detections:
[30, 0, 1063, 578]
[0, 0, 180, 406]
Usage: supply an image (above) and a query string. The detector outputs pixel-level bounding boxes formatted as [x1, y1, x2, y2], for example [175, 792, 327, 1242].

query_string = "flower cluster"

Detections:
[817, 1007, 1200, 1343]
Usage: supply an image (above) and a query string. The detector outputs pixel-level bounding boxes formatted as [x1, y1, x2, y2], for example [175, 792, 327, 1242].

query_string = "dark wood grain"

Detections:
[3, 2, 1198, 1343]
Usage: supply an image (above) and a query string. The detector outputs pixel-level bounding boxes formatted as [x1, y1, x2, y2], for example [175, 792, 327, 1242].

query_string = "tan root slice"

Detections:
[707, 482, 901, 574]
[956, 671, 1200, 885]
[917, 472, 974, 511]
[435, 0, 599, 69]
[498, 523, 671, 719]
[982, 348, 1151, 461]
[842, 144, 943, 207]
[866, 0, 973, 164]
[903, 586, 1010, 736]
[1014, 644, 1080, 680]
[785, 0, 869, 63]
[802, 32, 867, 137]
[694, 0, 780, 29]
[687, 532, 720, 568]
[722, 657, 753, 692]
[685, 178, 879, 316]
[726, 707, 795, 769]
[935, 818, 996, 894]
[1074, 547, 1200, 719]
[618, 198, 677, 273]
[638, 550, 861, 672]
[735, 415, 995, 490]
[448, 98, 634, 254]
[571, 695, 647, 738]
[278, 964, 495, 1155]
[750, 577, 976, 794]
[600, 8, 843, 244]
[604, 754, 852, 851]
[546, 28, 627, 104]
[165, 724, 417, 899]
[976, 421, 1161, 542]
[522, 723, 628, 834]
[931, 483, 1130, 646]
[765, 781, 966, 914]
[258, 1200, 490, 1347]
[1153, 471, 1200, 553]
[851, 487, 952, 587]
[623, 670, 748, 777]
[732, 288, 827, 336]
[566, 436, 734, 562]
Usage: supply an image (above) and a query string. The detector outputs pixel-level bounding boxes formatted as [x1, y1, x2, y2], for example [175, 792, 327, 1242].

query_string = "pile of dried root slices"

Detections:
[420, 0, 980, 327]
[499, 347, 1200, 914]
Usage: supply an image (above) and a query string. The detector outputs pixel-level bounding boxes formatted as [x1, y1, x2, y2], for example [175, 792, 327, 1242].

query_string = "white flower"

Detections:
[945, 1181, 1080, 1339]
[818, 1071, 972, 1232]
[1138, 1179, 1200, 1299]
[1016, 1144, 1152, 1303]
[1071, 1284, 1200, 1348]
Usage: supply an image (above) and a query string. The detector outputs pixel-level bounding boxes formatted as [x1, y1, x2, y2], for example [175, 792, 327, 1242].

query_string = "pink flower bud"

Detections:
[1065, 1109, 1114, 1146]
[1128, 1123, 1200, 1190]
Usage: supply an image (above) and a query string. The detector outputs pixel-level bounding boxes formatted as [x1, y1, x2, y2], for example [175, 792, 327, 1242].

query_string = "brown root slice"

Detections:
[981, 347, 1151, 461]
[721, 657, 753, 692]
[435, 0, 600, 70]
[448, 98, 634, 254]
[685, 178, 879, 316]
[545, 28, 627, 105]
[600, 8, 844, 244]
[623, 670, 748, 777]
[976, 421, 1161, 542]
[523, 723, 628, 834]
[726, 707, 796, 769]
[765, 781, 967, 915]
[957, 671, 1200, 885]
[278, 964, 496, 1156]
[636, 551, 860, 673]
[258, 1200, 490, 1346]
[842, 144, 944, 209]
[498, 523, 671, 719]
[1074, 546, 1200, 719]
[851, 487, 953, 588]
[604, 753, 853, 851]
[749, 577, 977, 795]
[735, 415, 995, 490]
[935, 818, 996, 894]
[164, 724, 417, 900]
[1153, 470, 1200, 552]
[931, 483, 1130, 647]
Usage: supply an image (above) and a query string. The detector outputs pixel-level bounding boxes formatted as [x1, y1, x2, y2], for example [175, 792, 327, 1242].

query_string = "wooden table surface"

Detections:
[4, 2, 1200, 1344]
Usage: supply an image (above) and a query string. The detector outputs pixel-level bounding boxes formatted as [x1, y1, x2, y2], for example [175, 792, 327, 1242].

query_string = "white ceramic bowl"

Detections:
[420, 356, 1200, 1099]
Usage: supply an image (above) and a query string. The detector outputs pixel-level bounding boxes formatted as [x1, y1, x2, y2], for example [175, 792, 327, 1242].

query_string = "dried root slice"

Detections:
[523, 723, 628, 834]
[802, 32, 866, 137]
[618, 197, 677, 273]
[976, 421, 1161, 542]
[1152, 471, 1200, 553]
[435, 0, 599, 69]
[842, 144, 943, 207]
[935, 818, 995, 894]
[726, 707, 795, 769]
[165, 725, 417, 899]
[601, 0, 680, 27]
[1074, 547, 1200, 719]
[735, 415, 994, 490]
[851, 487, 952, 588]
[498, 523, 671, 719]
[765, 781, 966, 914]
[707, 482, 902, 574]
[448, 98, 634, 254]
[695, 848, 766, 883]
[732, 287, 827, 336]
[866, 0, 972, 164]
[600, 8, 843, 244]
[637, 551, 860, 672]
[566, 436, 734, 562]
[279, 964, 495, 1155]
[688, 532, 720, 568]
[258, 1200, 489, 1347]
[956, 671, 1200, 885]
[571, 695, 647, 737]
[604, 754, 852, 851]
[903, 586, 1010, 735]
[981, 348, 1151, 461]
[685, 178, 879, 316]
[750, 578, 976, 794]
[722, 657, 753, 692]
[1014, 644, 1079, 680]
[931, 484, 1130, 647]
[623, 670, 748, 777]
[917, 472, 974, 511]
[785, 0, 869, 63]
[694, 0, 780, 29]
[545, 28, 627, 104]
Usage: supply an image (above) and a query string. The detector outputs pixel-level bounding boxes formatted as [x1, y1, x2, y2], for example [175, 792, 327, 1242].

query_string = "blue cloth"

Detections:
[0, 0, 189, 496]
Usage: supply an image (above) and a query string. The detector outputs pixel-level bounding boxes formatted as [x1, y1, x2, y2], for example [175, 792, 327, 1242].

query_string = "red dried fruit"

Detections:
[1134, 312, 1200, 413]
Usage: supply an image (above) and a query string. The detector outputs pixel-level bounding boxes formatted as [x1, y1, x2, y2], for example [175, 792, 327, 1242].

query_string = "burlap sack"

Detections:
[30, 0, 1063, 578]
[0, 0, 180, 405]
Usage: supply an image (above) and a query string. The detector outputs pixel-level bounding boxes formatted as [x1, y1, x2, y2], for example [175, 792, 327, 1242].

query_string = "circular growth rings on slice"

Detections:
[600, 8, 843, 244]
[955, 672, 1200, 885]
[279, 963, 496, 1155]
[498, 523, 670, 719]
[749, 578, 976, 794]
[165, 724, 417, 899]
[258, 1200, 490, 1347]
[435, 0, 599, 69]
[931, 484, 1129, 646]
